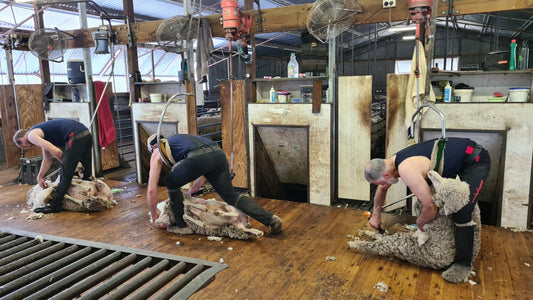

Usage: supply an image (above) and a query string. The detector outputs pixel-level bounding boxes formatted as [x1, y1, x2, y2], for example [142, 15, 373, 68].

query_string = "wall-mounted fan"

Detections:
[28, 28, 74, 62]
[307, 0, 363, 43]
[156, 16, 198, 54]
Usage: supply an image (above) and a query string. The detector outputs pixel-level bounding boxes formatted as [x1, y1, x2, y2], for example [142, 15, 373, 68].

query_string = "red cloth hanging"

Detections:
[94, 81, 116, 148]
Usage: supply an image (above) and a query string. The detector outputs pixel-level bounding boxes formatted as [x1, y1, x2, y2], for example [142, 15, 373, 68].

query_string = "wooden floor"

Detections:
[0, 166, 531, 299]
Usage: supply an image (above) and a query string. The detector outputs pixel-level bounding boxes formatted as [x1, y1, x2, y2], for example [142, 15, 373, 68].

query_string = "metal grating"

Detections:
[0, 227, 227, 300]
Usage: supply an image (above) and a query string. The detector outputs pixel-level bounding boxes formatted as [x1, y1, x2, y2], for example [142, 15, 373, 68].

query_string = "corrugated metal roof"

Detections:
[1, 0, 532, 90]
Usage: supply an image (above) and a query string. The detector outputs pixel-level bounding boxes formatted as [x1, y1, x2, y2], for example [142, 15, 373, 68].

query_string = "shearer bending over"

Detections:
[13, 119, 93, 214]
[146, 133, 282, 235]
[363, 137, 490, 283]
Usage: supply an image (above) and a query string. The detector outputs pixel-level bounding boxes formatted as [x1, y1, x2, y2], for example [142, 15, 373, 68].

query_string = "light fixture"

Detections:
[402, 35, 416, 40]
[389, 25, 417, 32]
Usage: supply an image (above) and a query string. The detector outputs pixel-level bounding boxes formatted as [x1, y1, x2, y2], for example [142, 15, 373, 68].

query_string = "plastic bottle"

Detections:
[509, 39, 517, 71]
[270, 86, 276, 103]
[518, 40, 529, 70]
[443, 81, 452, 103]
[287, 52, 299, 78]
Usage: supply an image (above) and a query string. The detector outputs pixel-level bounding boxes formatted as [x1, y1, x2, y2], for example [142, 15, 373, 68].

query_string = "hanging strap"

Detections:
[430, 138, 447, 174]
[158, 138, 176, 166]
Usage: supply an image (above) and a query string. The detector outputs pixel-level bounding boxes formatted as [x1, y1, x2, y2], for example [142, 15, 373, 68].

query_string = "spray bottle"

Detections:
[518, 40, 529, 70]
[270, 86, 276, 103]
[509, 39, 517, 71]
[443, 81, 452, 103]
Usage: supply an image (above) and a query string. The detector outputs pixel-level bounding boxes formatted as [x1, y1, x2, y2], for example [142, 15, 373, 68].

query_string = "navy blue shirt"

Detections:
[30, 119, 89, 147]
[394, 138, 472, 178]
[167, 134, 216, 161]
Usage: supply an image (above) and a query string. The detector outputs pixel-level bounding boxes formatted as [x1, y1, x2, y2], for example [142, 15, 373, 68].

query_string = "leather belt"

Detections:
[466, 144, 484, 162]
[71, 130, 91, 140]
[186, 144, 221, 158]
[69, 130, 91, 141]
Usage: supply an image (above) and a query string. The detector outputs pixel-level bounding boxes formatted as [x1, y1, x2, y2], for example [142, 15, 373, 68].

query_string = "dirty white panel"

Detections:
[248, 104, 331, 206]
[337, 76, 372, 201]
[422, 103, 533, 229]
[256, 126, 308, 185]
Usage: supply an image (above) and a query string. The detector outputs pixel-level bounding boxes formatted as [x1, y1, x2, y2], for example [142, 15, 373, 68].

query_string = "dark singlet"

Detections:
[166, 134, 217, 161]
[394, 138, 471, 178]
[30, 119, 88, 147]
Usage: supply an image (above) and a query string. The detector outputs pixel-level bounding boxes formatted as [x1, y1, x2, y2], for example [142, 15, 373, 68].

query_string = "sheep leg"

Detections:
[64, 194, 84, 205]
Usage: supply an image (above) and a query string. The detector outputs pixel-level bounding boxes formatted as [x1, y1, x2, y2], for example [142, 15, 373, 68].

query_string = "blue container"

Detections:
[67, 60, 85, 84]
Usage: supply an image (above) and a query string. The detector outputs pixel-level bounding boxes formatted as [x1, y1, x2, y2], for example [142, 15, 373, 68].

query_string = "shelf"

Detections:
[53, 83, 87, 87]
[433, 70, 533, 77]
[134, 81, 182, 85]
[252, 76, 328, 82]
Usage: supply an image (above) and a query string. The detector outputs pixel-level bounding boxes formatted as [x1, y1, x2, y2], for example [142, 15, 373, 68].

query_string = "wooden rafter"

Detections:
[10, 0, 533, 51]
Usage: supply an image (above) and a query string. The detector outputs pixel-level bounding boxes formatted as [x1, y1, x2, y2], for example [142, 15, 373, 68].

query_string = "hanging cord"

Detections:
[228, 39, 235, 177]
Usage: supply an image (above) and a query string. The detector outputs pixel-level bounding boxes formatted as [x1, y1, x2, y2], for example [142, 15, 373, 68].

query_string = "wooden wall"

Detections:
[0, 84, 45, 167]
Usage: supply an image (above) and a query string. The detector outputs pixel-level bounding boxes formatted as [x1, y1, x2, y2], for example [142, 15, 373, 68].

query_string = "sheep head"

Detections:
[427, 170, 471, 215]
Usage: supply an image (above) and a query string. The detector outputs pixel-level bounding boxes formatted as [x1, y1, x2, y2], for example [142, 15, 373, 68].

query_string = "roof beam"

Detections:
[11, 0, 533, 50]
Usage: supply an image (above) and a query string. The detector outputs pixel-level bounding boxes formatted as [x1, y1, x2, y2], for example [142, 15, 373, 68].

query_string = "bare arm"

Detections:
[188, 176, 206, 195]
[398, 157, 437, 231]
[147, 149, 164, 228]
[369, 183, 391, 230]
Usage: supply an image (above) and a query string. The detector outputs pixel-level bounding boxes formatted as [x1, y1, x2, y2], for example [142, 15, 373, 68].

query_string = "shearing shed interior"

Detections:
[0, 0, 532, 298]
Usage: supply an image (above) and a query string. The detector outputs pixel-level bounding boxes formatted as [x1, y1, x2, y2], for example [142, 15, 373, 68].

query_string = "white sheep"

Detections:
[27, 177, 116, 212]
[348, 170, 481, 270]
[154, 193, 264, 240]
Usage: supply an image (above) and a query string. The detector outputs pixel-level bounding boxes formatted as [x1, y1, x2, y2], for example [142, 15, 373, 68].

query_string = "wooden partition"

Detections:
[384, 74, 410, 210]
[220, 80, 248, 189]
[248, 103, 332, 205]
[337, 76, 372, 201]
[0, 85, 45, 167]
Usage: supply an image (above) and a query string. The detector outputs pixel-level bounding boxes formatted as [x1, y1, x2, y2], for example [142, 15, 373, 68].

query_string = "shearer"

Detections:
[13, 119, 93, 214]
[146, 133, 282, 235]
[363, 137, 490, 283]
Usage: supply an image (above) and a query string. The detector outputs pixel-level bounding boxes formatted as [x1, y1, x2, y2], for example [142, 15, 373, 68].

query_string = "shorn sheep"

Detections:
[348, 170, 481, 271]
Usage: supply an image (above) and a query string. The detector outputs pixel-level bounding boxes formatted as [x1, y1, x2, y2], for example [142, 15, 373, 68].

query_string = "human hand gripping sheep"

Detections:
[362, 138, 490, 283]
[146, 134, 282, 236]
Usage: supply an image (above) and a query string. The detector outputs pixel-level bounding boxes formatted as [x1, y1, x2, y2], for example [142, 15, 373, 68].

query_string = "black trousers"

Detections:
[50, 132, 93, 210]
[453, 147, 491, 266]
[166, 148, 274, 227]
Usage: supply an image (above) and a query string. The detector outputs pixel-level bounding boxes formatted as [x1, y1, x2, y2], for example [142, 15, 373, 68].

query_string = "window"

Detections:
[395, 57, 459, 74]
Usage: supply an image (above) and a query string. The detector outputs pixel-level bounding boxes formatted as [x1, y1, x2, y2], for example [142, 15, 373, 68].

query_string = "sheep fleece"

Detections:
[27, 178, 116, 212]
[155, 193, 264, 239]
[348, 170, 481, 269]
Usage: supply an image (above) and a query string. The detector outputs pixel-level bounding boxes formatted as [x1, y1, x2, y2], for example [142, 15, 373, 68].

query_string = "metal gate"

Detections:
[0, 227, 227, 299]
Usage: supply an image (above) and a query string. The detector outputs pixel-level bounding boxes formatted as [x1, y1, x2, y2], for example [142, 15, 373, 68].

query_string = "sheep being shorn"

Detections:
[155, 193, 264, 240]
[348, 170, 481, 270]
[27, 177, 116, 212]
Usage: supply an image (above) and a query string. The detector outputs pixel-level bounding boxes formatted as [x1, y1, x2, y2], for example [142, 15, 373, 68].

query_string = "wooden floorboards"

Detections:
[0, 166, 531, 299]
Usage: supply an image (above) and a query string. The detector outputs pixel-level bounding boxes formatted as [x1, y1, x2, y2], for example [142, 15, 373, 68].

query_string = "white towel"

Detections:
[405, 41, 436, 130]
